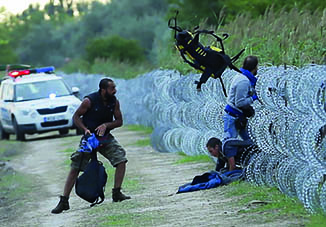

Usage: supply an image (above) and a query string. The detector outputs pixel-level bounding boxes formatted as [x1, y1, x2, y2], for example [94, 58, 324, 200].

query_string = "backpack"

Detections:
[168, 11, 245, 96]
[75, 152, 108, 207]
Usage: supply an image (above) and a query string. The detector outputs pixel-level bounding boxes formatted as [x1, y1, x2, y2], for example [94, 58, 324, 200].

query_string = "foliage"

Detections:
[306, 213, 326, 227]
[222, 7, 326, 67]
[0, 26, 17, 64]
[59, 58, 153, 79]
[160, 7, 326, 72]
[167, 0, 326, 26]
[17, 21, 65, 66]
[86, 35, 146, 64]
[58, 58, 90, 74]
[0, 0, 168, 68]
[1, 0, 326, 78]
[166, 0, 225, 27]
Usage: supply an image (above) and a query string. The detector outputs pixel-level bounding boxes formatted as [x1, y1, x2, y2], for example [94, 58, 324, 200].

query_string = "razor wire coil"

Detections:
[61, 65, 326, 213]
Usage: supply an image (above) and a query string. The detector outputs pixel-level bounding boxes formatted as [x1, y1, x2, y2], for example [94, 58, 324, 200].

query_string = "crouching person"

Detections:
[206, 137, 253, 172]
[51, 78, 130, 214]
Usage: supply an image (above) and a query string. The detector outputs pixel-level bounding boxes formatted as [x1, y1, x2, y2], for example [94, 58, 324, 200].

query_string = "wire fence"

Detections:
[61, 65, 326, 213]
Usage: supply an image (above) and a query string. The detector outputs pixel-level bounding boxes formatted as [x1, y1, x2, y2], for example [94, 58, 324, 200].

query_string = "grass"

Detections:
[58, 147, 75, 170]
[101, 213, 160, 226]
[0, 173, 34, 201]
[225, 181, 326, 225]
[0, 140, 24, 161]
[130, 138, 151, 147]
[306, 214, 326, 227]
[125, 124, 153, 135]
[59, 7, 326, 79]
[87, 156, 163, 226]
[59, 148, 75, 153]
[101, 161, 140, 192]
[158, 7, 326, 75]
[175, 152, 213, 164]
[0, 140, 39, 222]
[88, 196, 164, 226]
[86, 156, 160, 226]
[227, 181, 307, 215]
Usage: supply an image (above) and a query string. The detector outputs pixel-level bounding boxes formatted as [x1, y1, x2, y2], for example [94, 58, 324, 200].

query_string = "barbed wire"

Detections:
[61, 65, 326, 213]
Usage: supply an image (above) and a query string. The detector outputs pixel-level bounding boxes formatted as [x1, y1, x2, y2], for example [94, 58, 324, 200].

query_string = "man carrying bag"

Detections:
[51, 78, 130, 214]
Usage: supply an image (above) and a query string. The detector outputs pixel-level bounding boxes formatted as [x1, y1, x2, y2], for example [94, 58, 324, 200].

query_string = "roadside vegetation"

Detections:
[226, 181, 326, 226]
[0, 141, 38, 222]
[125, 125, 153, 135]
[1, 0, 326, 79]
[131, 138, 152, 147]
[125, 125, 153, 147]
[0, 141, 23, 161]
[175, 152, 213, 164]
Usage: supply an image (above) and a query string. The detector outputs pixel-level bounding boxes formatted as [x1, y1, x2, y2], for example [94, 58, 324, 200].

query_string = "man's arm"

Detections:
[73, 98, 91, 135]
[234, 80, 254, 108]
[106, 99, 123, 129]
[227, 157, 236, 171]
[95, 100, 123, 136]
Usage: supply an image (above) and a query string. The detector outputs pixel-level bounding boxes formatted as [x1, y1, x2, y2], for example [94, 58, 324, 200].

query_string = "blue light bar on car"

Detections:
[35, 66, 55, 73]
[8, 66, 55, 78]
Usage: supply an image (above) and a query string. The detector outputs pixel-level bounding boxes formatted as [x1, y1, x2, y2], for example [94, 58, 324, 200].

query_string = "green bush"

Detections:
[59, 58, 91, 74]
[85, 35, 146, 64]
[59, 58, 153, 79]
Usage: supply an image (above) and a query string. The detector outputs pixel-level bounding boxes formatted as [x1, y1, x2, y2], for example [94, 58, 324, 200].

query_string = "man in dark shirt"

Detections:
[206, 137, 252, 171]
[51, 78, 130, 214]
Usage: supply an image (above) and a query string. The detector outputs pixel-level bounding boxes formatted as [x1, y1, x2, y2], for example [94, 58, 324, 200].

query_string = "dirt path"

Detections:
[3, 128, 304, 226]
[7, 133, 86, 227]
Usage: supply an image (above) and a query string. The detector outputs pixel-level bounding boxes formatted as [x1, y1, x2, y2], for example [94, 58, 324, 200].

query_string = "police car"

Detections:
[0, 66, 82, 141]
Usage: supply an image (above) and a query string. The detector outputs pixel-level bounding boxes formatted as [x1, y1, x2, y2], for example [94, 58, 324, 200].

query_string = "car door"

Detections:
[0, 84, 14, 130]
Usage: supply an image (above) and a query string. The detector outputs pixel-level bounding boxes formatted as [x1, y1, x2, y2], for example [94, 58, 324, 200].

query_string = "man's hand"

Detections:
[84, 129, 91, 136]
[95, 124, 107, 136]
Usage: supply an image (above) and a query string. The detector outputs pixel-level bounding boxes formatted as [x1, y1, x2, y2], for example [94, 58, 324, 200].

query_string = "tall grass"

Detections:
[59, 58, 154, 79]
[60, 7, 326, 78]
[223, 7, 326, 67]
[159, 7, 326, 73]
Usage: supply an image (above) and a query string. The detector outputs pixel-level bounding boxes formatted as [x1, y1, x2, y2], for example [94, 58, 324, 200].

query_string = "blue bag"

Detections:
[177, 169, 243, 193]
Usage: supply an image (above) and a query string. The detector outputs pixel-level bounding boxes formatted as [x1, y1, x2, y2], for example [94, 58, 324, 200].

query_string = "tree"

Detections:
[167, 0, 225, 27]
[86, 35, 146, 64]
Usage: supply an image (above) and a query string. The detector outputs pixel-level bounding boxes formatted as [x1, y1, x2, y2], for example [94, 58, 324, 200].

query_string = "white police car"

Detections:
[0, 66, 82, 141]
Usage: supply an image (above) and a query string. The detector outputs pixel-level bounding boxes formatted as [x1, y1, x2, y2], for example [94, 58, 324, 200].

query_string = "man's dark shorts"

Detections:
[70, 137, 127, 171]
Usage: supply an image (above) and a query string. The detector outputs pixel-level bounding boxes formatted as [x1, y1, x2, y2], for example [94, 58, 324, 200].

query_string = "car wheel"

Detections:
[13, 117, 25, 141]
[0, 122, 10, 140]
[59, 128, 69, 135]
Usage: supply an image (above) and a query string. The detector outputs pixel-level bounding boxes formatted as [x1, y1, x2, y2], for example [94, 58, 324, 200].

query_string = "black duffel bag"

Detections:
[75, 152, 108, 207]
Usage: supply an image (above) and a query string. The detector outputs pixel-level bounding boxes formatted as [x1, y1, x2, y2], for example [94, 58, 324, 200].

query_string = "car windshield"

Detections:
[14, 79, 71, 102]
